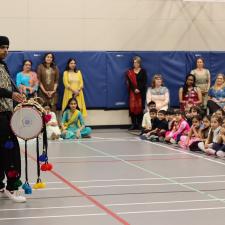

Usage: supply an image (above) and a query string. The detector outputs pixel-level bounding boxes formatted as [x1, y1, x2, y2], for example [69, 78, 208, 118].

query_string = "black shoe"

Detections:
[128, 125, 136, 130]
[137, 125, 142, 130]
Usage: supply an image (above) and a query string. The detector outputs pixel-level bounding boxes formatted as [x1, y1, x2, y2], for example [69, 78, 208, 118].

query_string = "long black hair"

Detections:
[42, 52, 56, 68]
[63, 97, 80, 113]
[65, 58, 78, 72]
[183, 74, 196, 96]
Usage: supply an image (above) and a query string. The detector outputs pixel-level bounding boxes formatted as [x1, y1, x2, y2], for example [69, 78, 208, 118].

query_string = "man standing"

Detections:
[0, 36, 26, 202]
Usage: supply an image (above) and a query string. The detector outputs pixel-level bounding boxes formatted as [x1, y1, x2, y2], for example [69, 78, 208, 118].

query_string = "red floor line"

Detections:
[24, 151, 131, 225]
[50, 170, 130, 225]
[54, 156, 196, 164]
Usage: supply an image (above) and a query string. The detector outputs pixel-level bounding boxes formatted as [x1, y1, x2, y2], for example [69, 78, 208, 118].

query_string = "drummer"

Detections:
[0, 36, 26, 202]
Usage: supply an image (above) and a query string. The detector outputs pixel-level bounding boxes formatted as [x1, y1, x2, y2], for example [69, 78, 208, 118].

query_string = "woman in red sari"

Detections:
[126, 56, 147, 130]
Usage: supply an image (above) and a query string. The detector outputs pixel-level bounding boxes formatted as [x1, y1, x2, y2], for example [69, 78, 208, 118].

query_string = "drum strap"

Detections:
[24, 140, 28, 182]
[36, 137, 41, 180]
[22, 140, 32, 194]
[42, 116, 48, 157]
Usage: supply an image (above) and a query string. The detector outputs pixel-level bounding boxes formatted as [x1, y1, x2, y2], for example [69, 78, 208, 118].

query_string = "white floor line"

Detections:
[92, 136, 136, 140]
[30, 179, 225, 191]
[28, 174, 225, 185]
[48, 153, 182, 159]
[117, 206, 225, 215]
[0, 198, 223, 212]
[78, 180, 225, 189]
[0, 213, 106, 221]
[0, 204, 95, 212]
[77, 142, 225, 205]
[49, 138, 139, 144]
[21, 153, 182, 161]
[141, 139, 225, 167]
[91, 136, 126, 140]
[108, 198, 223, 206]
[19, 138, 140, 146]
[1, 206, 225, 221]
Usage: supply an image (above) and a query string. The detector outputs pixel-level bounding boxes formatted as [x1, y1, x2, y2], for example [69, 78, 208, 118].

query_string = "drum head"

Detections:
[10, 107, 43, 140]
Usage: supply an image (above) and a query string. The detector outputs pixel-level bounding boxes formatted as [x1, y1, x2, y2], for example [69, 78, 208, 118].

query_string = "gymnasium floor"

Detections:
[1, 129, 225, 225]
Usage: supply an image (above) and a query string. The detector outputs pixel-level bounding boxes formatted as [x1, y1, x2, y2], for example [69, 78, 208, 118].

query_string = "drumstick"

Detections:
[9, 76, 20, 93]
[9, 77, 28, 102]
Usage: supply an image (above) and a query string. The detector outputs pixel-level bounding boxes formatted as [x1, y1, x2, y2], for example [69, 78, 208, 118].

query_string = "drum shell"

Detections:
[10, 106, 43, 140]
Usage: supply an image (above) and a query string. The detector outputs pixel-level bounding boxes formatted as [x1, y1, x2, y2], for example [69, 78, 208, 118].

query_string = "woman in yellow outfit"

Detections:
[62, 58, 87, 117]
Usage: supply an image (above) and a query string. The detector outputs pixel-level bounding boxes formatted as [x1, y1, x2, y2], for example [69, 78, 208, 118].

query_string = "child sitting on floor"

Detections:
[179, 115, 202, 149]
[43, 103, 61, 140]
[140, 108, 158, 140]
[141, 102, 152, 134]
[205, 117, 225, 157]
[199, 115, 222, 154]
[166, 109, 175, 131]
[165, 110, 190, 144]
[146, 110, 168, 142]
[61, 97, 92, 139]
[189, 115, 211, 152]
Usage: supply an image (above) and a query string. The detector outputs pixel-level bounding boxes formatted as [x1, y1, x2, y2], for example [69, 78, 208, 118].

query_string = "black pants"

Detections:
[131, 113, 143, 129]
[0, 112, 21, 191]
[207, 100, 221, 115]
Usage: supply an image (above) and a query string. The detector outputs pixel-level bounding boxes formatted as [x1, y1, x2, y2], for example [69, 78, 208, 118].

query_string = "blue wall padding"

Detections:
[5, 51, 225, 109]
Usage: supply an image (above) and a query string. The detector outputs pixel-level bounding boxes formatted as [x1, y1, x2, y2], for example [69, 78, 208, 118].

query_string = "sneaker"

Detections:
[147, 135, 157, 142]
[216, 150, 225, 158]
[128, 125, 136, 130]
[83, 135, 91, 138]
[140, 135, 148, 140]
[170, 138, 177, 144]
[205, 148, 216, 155]
[4, 190, 26, 203]
[151, 137, 158, 142]
[159, 137, 165, 142]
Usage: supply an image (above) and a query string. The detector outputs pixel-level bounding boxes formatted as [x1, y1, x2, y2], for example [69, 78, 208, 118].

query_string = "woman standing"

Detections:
[146, 74, 169, 111]
[126, 56, 147, 130]
[16, 60, 39, 99]
[62, 58, 87, 117]
[190, 57, 211, 108]
[207, 73, 225, 114]
[179, 74, 202, 112]
[37, 53, 59, 112]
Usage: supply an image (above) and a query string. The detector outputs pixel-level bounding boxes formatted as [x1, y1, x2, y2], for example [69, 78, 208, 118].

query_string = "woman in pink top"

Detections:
[146, 74, 169, 111]
[16, 60, 39, 99]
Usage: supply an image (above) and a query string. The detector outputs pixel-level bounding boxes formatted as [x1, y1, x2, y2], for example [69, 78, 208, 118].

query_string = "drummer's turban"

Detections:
[0, 36, 9, 46]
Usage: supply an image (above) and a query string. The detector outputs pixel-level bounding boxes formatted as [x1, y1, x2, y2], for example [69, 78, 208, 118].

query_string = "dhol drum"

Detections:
[10, 98, 45, 140]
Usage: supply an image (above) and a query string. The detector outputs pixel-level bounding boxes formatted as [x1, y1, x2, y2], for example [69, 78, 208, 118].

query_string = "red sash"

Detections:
[127, 69, 142, 115]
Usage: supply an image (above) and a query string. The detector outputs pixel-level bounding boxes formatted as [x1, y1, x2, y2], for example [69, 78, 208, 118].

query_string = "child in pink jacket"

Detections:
[165, 110, 190, 144]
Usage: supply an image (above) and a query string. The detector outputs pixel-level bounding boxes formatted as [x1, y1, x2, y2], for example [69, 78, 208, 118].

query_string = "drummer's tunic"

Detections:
[0, 60, 21, 191]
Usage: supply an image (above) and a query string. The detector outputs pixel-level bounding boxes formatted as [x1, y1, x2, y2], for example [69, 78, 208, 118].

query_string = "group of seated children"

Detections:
[43, 97, 92, 140]
[140, 101, 225, 159]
